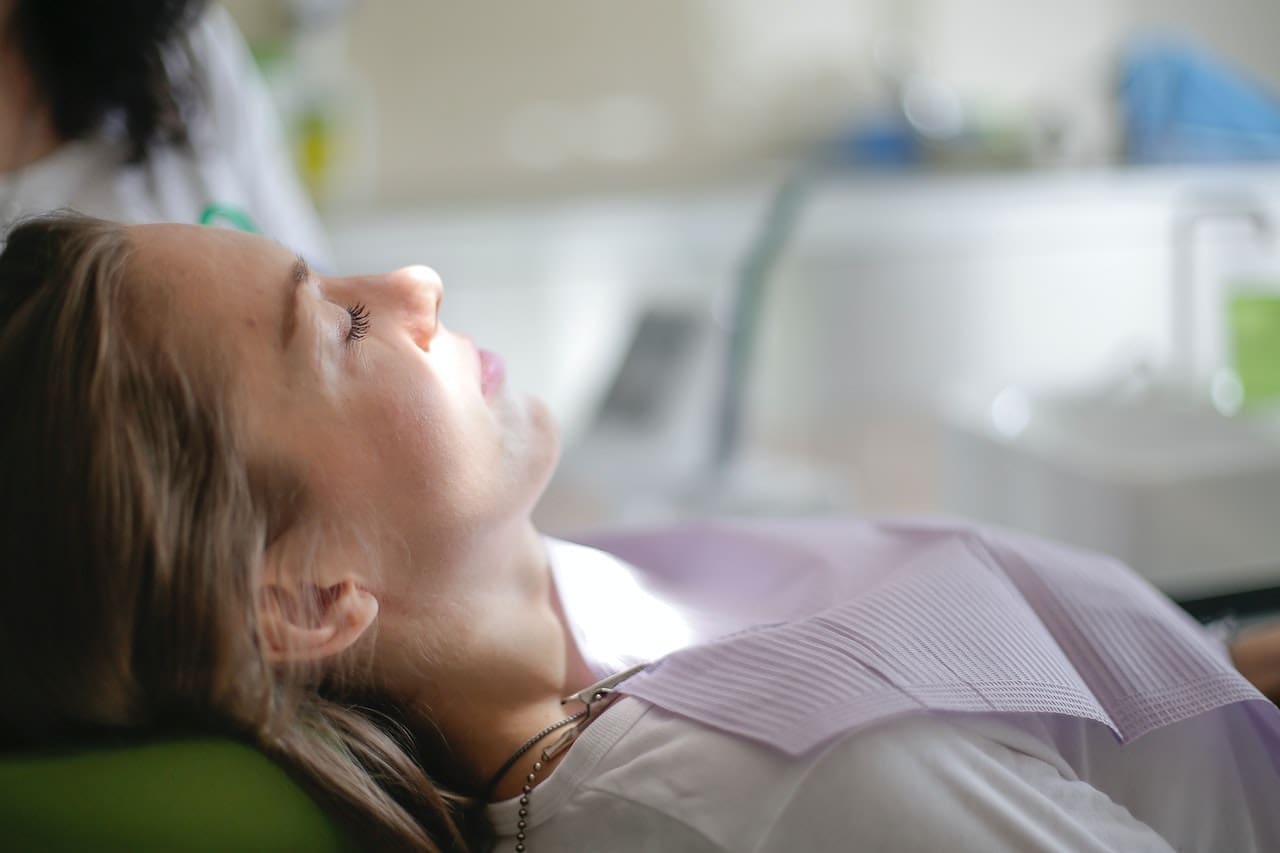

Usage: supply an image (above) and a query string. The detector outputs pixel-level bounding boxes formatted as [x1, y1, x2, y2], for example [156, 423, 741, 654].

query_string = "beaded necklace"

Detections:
[485, 663, 649, 851]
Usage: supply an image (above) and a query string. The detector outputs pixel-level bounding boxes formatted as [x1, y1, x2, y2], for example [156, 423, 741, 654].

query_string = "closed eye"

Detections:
[346, 303, 371, 341]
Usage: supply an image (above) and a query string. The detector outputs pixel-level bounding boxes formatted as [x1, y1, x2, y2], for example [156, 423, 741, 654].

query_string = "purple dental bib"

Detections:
[558, 518, 1280, 759]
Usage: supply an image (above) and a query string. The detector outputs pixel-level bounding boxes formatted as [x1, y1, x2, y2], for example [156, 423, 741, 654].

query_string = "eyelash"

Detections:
[346, 303, 371, 341]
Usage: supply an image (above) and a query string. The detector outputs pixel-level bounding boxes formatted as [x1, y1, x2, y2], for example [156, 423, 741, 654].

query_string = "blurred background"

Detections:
[226, 0, 1280, 610]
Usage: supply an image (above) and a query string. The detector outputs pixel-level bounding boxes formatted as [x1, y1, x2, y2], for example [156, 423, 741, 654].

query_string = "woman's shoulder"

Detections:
[516, 700, 1176, 852]
[496, 697, 805, 851]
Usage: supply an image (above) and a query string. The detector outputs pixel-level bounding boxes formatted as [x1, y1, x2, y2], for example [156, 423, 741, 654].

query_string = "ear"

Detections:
[257, 577, 380, 663]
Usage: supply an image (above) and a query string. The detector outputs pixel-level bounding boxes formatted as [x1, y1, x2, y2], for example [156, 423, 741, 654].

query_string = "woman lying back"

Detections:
[0, 214, 1277, 852]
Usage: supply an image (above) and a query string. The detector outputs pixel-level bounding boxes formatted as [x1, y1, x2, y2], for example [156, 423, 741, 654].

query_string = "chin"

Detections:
[527, 395, 561, 495]
[499, 392, 560, 514]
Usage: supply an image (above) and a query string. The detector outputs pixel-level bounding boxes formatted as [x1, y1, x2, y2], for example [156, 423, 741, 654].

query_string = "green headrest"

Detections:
[0, 737, 356, 851]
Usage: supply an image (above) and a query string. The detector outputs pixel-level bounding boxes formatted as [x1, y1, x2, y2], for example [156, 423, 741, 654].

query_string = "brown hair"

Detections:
[0, 214, 486, 850]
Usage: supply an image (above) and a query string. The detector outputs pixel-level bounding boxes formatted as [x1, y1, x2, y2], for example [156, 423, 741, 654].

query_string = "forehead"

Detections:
[124, 223, 293, 373]
[127, 222, 286, 297]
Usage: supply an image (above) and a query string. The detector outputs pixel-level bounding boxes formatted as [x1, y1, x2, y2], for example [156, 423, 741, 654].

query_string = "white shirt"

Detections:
[524, 533, 1279, 851]
[0, 5, 332, 269]
[488, 697, 1274, 852]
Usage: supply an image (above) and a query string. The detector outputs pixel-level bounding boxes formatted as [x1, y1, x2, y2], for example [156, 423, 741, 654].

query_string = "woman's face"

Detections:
[127, 224, 560, 629]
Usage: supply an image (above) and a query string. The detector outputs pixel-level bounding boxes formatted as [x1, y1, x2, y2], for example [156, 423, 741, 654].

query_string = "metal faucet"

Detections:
[707, 162, 820, 480]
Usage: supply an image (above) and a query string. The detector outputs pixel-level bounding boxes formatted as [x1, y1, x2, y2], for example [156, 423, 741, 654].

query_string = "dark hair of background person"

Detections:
[4, 0, 210, 162]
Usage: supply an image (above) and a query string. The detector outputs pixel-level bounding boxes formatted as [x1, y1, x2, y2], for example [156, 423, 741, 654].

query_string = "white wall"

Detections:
[313, 0, 1280, 203]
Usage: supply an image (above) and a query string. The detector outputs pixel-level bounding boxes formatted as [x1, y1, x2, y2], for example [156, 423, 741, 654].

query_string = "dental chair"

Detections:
[0, 737, 354, 851]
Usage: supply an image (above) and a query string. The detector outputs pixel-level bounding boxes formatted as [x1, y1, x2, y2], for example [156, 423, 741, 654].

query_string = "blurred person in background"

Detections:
[1233, 622, 1280, 703]
[0, 0, 330, 265]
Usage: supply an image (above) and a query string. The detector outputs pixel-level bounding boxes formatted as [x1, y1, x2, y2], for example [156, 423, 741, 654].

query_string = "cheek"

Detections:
[357, 379, 495, 512]
[307, 366, 547, 553]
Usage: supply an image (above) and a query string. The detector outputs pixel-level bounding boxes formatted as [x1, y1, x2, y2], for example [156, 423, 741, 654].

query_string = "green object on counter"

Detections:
[1229, 287, 1280, 405]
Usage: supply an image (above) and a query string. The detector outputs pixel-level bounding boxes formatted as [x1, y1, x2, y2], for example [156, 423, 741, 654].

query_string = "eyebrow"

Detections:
[280, 255, 309, 349]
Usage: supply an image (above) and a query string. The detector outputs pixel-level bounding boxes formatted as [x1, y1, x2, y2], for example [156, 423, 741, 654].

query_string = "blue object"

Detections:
[1121, 36, 1280, 164]
[830, 114, 921, 168]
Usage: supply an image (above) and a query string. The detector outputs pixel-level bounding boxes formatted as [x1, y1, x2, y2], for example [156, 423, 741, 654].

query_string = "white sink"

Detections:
[943, 388, 1280, 596]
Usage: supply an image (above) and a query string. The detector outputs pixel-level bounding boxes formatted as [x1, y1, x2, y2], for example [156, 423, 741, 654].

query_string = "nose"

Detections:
[387, 265, 443, 347]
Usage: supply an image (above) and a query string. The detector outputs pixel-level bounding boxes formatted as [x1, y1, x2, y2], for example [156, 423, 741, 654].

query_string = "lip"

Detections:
[478, 348, 505, 399]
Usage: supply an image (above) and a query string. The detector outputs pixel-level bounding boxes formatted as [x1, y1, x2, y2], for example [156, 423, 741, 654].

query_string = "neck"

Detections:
[400, 521, 599, 800]
[0, 31, 61, 171]
[473, 690, 589, 801]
